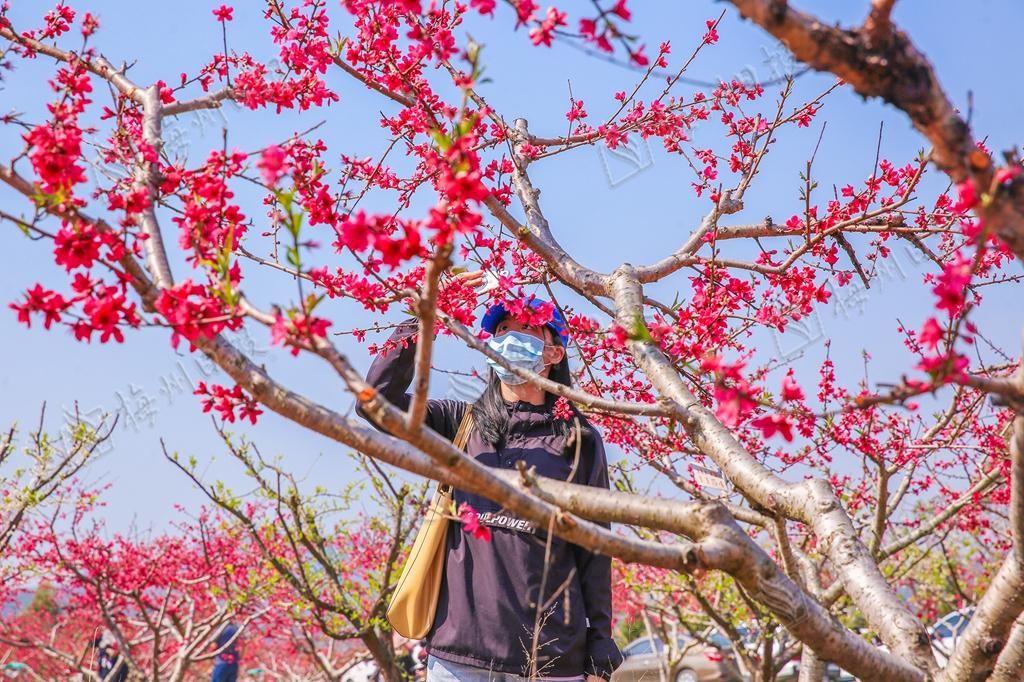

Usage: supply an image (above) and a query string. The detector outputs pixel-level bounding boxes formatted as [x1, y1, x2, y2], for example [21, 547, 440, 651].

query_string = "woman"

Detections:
[361, 277, 622, 682]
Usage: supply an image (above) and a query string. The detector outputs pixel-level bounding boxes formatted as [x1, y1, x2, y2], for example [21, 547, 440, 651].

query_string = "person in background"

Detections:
[412, 641, 429, 680]
[211, 622, 241, 682]
[95, 630, 128, 682]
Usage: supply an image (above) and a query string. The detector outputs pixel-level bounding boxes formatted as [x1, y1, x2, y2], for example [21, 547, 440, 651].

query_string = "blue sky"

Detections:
[1, 0, 1022, 532]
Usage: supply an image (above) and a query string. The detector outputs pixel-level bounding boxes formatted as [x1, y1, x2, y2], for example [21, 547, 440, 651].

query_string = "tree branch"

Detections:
[864, 0, 898, 46]
[163, 87, 236, 116]
[502, 118, 609, 297]
[607, 264, 935, 670]
[724, 0, 1024, 263]
[135, 85, 174, 289]
[991, 617, 1024, 682]
[510, 469, 923, 682]
[0, 27, 145, 103]
[406, 246, 451, 430]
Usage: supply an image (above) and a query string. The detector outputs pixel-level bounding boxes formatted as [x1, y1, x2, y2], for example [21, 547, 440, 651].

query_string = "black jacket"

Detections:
[361, 322, 622, 679]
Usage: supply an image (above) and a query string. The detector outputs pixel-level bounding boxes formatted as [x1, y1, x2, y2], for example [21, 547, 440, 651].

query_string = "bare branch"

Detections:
[407, 246, 451, 430]
[163, 87, 236, 116]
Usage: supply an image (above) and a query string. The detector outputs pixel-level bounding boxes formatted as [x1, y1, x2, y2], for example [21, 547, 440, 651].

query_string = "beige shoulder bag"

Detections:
[386, 408, 474, 638]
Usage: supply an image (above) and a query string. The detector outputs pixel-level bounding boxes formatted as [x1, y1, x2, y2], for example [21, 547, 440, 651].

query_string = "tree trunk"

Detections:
[797, 647, 826, 682]
[362, 629, 402, 682]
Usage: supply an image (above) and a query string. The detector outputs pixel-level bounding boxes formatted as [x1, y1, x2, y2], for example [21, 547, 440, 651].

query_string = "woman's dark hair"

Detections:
[471, 329, 580, 447]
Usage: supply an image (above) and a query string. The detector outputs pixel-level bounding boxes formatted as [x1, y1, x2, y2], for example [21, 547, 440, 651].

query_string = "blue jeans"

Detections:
[426, 656, 584, 682]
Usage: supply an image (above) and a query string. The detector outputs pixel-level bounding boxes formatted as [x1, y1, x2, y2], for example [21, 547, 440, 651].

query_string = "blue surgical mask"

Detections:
[486, 331, 546, 385]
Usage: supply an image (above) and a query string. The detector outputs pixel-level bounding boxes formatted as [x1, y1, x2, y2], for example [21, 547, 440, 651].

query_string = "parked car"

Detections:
[611, 635, 743, 682]
[773, 658, 854, 681]
[722, 626, 799, 681]
[723, 626, 850, 682]
[929, 607, 975, 666]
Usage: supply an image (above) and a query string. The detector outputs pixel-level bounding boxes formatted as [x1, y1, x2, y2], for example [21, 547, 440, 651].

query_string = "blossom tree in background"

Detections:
[244, 624, 374, 682]
[166, 433, 421, 682]
[2, 1, 1024, 681]
[0, 408, 109, 568]
[0, 498, 287, 681]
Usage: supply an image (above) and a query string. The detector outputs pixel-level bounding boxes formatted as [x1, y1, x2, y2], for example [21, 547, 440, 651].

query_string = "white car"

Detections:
[929, 607, 975, 666]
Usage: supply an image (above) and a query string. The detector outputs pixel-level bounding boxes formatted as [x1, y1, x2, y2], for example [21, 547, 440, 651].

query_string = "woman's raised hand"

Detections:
[447, 269, 486, 289]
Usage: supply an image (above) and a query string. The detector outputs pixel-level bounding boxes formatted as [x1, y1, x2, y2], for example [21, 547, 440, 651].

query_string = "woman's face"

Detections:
[494, 317, 566, 369]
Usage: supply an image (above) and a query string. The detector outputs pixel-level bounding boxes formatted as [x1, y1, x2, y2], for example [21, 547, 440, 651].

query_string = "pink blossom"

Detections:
[750, 413, 795, 442]
[610, 0, 631, 20]
[213, 5, 233, 21]
[458, 503, 492, 542]
[919, 317, 944, 350]
[781, 373, 805, 402]
[257, 145, 289, 186]
[932, 252, 973, 316]
[470, 0, 496, 15]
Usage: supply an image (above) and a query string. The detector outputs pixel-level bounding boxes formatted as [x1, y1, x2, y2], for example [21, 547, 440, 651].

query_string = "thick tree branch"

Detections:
[991, 617, 1024, 682]
[608, 264, 935, 671]
[503, 118, 609, 297]
[511, 471, 923, 682]
[726, 0, 968, 177]
[135, 86, 174, 289]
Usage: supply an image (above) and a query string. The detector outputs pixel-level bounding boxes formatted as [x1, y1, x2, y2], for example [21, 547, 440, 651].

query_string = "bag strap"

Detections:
[565, 416, 583, 482]
[439, 408, 474, 495]
[452, 407, 474, 451]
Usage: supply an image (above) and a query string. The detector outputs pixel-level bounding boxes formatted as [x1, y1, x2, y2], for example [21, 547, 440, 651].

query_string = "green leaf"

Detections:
[430, 128, 452, 152]
[288, 208, 304, 238]
[277, 189, 294, 212]
[627, 314, 653, 343]
[12, 216, 31, 238]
